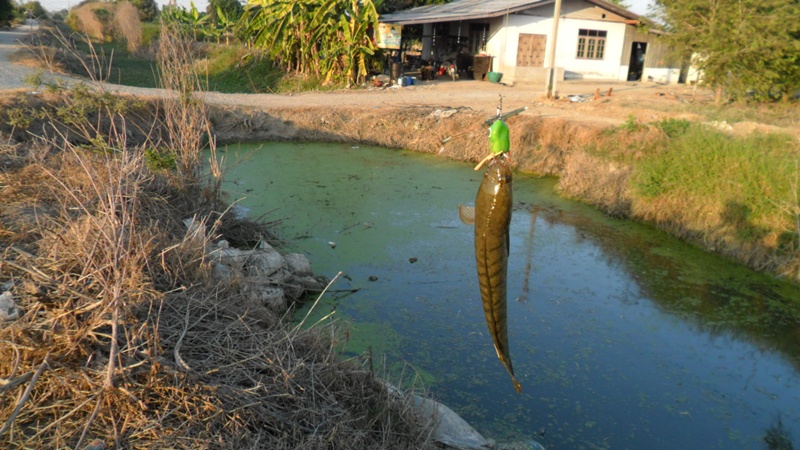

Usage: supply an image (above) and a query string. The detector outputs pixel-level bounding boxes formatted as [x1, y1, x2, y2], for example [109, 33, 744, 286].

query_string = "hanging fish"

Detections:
[460, 119, 522, 393]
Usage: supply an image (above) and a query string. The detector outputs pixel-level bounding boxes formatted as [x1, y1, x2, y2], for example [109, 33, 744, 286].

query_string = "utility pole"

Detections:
[545, 0, 563, 99]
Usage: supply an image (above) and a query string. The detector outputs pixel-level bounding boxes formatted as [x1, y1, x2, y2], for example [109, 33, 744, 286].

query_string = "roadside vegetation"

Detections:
[0, 23, 435, 449]
[22, 0, 393, 93]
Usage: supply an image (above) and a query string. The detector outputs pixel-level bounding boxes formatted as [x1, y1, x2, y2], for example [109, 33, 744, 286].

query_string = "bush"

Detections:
[69, 1, 143, 48]
[113, 2, 142, 52]
[654, 117, 692, 138]
[632, 127, 798, 244]
[141, 21, 159, 46]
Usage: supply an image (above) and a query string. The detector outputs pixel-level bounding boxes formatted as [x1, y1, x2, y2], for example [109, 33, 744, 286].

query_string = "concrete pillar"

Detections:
[421, 23, 434, 61]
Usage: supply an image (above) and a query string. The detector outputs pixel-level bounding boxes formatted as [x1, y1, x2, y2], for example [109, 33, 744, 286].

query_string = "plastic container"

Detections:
[487, 72, 503, 83]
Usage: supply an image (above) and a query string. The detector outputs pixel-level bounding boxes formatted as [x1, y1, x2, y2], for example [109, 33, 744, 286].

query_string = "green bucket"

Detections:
[487, 72, 503, 83]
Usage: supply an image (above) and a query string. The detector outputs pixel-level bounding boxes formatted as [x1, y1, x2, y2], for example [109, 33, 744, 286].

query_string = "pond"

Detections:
[217, 142, 800, 449]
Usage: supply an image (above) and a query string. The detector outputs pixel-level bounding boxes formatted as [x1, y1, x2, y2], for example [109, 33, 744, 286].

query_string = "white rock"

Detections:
[258, 240, 275, 251]
[705, 120, 733, 132]
[248, 284, 286, 312]
[412, 394, 494, 450]
[284, 253, 312, 276]
[294, 275, 325, 291]
[249, 249, 286, 277]
[430, 108, 459, 119]
[211, 263, 231, 281]
[0, 291, 20, 321]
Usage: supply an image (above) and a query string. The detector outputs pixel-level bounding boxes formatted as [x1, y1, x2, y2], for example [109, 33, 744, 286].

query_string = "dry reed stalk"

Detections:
[156, 22, 214, 192]
[27, 25, 113, 84]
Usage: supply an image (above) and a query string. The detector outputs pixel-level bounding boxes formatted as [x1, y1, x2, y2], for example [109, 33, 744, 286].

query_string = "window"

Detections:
[576, 29, 607, 59]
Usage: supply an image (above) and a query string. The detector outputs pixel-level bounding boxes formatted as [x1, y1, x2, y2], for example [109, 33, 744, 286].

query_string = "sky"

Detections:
[35, 0, 656, 17]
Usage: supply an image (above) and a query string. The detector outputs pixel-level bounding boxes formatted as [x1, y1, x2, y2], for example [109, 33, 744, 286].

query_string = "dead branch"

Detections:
[0, 355, 50, 437]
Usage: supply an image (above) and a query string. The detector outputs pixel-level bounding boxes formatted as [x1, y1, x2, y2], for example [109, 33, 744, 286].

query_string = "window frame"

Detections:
[575, 29, 607, 60]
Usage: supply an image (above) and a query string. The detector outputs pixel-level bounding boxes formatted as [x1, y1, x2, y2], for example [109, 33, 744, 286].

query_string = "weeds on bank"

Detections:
[532, 112, 800, 279]
[628, 124, 800, 277]
[27, 23, 286, 93]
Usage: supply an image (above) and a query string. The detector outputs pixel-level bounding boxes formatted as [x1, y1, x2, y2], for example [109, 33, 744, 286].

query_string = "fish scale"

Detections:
[474, 157, 521, 393]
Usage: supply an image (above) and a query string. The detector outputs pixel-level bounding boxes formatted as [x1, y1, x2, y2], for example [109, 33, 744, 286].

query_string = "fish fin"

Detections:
[458, 204, 475, 225]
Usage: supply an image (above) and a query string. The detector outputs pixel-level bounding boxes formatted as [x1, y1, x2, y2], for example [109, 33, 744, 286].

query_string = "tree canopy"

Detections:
[655, 0, 800, 102]
[606, 0, 631, 9]
[207, 0, 243, 24]
[129, 0, 158, 22]
[0, 0, 14, 26]
[20, 1, 48, 19]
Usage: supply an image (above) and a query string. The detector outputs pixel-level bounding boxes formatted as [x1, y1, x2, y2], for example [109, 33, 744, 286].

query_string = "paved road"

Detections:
[0, 25, 40, 89]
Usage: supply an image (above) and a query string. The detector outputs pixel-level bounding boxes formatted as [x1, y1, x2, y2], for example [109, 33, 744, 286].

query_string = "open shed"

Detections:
[380, 0, 682, 84]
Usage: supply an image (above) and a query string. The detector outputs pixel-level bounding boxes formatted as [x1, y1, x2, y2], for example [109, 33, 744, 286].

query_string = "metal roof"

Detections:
[380, 0, 640, 25]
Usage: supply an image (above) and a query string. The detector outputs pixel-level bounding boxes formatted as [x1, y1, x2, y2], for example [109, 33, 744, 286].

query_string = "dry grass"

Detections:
[71, 3, 108, 42]
[558, 151, 632, 217]
[156, 22, 212, 190]
[0, 153, 434, 446]
[114, 2, 142, 53]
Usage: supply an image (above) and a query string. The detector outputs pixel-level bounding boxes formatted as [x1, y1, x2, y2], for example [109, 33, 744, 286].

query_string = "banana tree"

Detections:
[186, 2, 208, 40]
[338, 0, 378, 85]
[161, 2, 210, 41]
[241, 0, 381, 84]
[213, 5, 236, 44]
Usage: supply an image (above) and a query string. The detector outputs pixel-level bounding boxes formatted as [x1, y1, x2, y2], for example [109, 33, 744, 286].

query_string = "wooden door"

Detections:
[516, 34, 547, 67]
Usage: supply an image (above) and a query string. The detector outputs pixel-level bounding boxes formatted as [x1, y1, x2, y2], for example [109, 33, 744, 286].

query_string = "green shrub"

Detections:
[202, 45, 282, 93]
[144, 148, 177, 171]
[620, 114, 644, 132]
[632, 127, 798, 234]
[654, 118, 692, 138]
[141, 22, 159, 46]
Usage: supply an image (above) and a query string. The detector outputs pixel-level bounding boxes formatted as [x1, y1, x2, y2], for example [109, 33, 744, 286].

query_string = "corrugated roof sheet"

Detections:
[380, 0, 549, 24]
[380, 0, 639, 25]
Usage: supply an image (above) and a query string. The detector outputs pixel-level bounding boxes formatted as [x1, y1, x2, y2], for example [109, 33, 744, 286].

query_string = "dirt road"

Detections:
[2, 24, 774, 133]
[197, 77, 704, 128]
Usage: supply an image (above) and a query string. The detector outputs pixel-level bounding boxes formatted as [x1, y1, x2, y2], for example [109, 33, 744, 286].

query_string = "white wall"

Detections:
[483, 0, 631, 83]
[642, 68, 682, 84]
[556, 18, 627, 80]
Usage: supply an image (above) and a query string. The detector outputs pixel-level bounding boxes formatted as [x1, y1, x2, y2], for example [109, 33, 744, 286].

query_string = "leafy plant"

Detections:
[243, 0, 380, 85]
[654, 117, 691, 138]
[619, 114, 644, 132]
[144, 147, 177, 171]
[161, 2, 209, 40]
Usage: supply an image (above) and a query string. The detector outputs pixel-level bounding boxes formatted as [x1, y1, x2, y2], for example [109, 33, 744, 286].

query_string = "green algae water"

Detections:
[217, 142, 800, 449]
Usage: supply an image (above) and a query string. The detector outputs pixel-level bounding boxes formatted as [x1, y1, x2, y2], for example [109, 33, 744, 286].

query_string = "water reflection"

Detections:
[218, 142, 800, 449]
[534, 203, 800, 373]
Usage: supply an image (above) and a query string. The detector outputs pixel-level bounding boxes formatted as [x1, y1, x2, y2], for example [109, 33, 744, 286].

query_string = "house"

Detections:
[380, 0, 681, 85]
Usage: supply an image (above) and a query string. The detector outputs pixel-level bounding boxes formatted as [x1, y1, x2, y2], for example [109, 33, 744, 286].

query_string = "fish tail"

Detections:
[494, 344, 523, 393]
